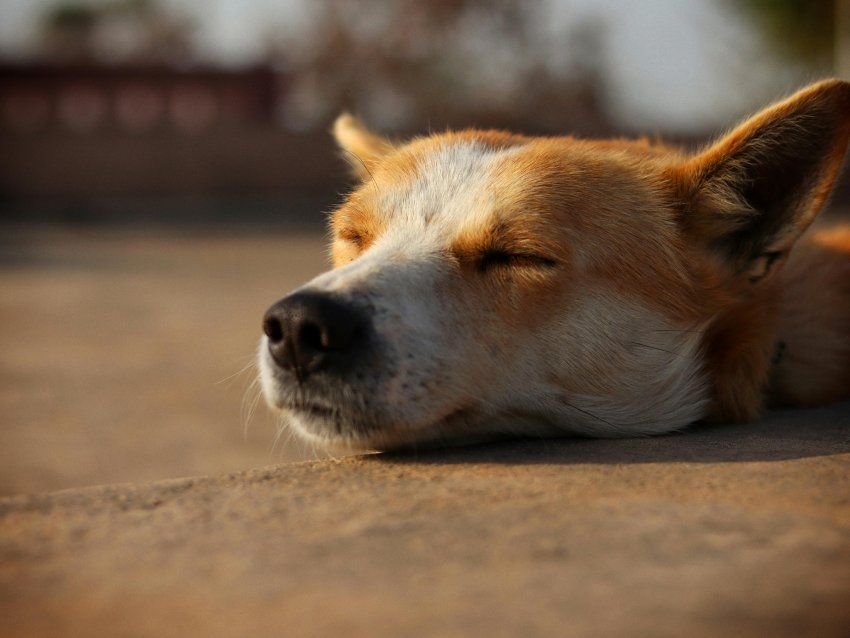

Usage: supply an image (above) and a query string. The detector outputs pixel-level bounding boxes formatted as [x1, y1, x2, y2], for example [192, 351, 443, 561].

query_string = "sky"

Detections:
[0, 0, 815, 132]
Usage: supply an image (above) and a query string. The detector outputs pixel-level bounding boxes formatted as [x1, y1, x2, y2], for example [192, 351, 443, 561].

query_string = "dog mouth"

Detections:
[277, 388, 370, 434]
[286, 400, 336, 419]
[280, 391, 479, 451]
[261, 348, 478, 448]
[282, 400, 381, 447]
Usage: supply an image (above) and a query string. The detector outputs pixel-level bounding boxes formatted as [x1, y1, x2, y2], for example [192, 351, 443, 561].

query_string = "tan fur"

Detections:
[328, 80, 850, 428]
[772, 225, 850, 406]
[332, 113, 397, 180]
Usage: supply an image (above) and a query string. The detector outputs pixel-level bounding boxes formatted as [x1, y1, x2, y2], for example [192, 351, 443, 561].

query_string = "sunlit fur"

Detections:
[259, 79, 850, 450]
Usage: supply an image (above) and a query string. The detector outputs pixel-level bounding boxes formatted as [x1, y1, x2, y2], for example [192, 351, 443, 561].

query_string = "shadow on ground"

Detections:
[375, 402, 850, 465]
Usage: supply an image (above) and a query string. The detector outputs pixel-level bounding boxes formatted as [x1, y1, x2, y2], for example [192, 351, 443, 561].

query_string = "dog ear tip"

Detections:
[332, 112, 356, 134]
[818, 77, 850, 92]
[808, 78, 850, 112]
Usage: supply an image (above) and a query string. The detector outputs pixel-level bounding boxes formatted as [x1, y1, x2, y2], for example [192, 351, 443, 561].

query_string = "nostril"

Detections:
[300, 322, 325, 351]
[263, 315, 284, 343]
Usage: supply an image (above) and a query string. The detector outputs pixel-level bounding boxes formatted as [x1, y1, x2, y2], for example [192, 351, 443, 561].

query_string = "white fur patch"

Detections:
[539, 290, 709, 436]
[377, 141, 520, 236]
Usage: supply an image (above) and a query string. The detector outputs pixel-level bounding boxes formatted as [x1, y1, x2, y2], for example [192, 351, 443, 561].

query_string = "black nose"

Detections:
[262, 292, 367, 382]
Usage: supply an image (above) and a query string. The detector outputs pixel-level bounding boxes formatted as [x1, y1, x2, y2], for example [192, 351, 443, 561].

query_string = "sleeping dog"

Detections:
[259, 79, 850, 450]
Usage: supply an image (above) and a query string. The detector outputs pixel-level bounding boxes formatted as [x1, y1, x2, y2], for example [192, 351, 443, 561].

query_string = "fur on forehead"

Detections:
[332, 129, 715, 322]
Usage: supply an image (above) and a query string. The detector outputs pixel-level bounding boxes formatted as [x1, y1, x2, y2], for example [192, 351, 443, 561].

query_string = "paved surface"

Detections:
[2, 403, 849, 637]
[0, 226, 329, 496]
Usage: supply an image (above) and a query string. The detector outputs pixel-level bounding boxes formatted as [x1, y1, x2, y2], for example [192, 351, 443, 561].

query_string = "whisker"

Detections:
[627, 341, 687, 358]
[215, 357, 257, 387]
[560, 399, 619, 430]
[245, 388, 262, 437]
[270, 418, 287, 459]
[342, 149, 378, 193]
[647, 329, 703, 335]
[241, 377, 262, 439]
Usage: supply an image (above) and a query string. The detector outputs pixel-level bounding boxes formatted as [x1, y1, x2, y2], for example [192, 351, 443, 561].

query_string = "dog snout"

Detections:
[263, 292, 367, 382]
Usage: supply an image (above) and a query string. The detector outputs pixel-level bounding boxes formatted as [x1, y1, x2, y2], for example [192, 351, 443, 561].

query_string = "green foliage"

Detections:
[44, 3, 97, 31]
[731, 0, 835, 66]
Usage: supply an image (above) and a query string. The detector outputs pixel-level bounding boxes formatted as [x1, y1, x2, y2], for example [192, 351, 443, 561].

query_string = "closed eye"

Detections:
[477, 250, 557, 272]
[339, 228, 364, 246]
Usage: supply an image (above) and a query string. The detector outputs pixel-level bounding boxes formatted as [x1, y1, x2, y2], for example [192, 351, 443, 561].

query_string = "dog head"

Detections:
[259, 80, 850, 450]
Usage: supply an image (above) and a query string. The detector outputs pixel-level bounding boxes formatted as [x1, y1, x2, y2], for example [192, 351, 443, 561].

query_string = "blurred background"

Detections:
[1, 0, 848, 496]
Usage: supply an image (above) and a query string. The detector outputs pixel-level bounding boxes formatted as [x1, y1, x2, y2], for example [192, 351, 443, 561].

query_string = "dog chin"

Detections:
[259, 362, 480, 450]
[283, 407, 412, 451]
[279, 398, 482, 451]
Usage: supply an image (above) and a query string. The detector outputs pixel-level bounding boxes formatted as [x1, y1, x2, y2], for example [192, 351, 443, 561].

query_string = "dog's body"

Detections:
[259, 80, 850, 450]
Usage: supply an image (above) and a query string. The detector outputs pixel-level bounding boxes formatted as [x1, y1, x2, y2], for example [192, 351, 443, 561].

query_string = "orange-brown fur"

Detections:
[772, 225, 850, 406]
[329, 80, 850, 429]
[670, 80, 850, 420]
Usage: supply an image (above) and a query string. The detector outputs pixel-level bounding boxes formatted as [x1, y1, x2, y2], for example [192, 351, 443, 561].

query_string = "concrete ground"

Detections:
[1, 404, 849, 637]
[0, 225, 329, 496]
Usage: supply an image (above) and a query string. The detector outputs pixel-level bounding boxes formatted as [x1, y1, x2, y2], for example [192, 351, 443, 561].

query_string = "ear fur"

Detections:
[672, 79, 850, 283]
[332, 113, 395, 180]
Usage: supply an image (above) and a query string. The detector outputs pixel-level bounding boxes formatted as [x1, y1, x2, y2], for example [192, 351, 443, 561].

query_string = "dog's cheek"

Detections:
[373, 292, 470, 421]
[455, 285, 529, 383]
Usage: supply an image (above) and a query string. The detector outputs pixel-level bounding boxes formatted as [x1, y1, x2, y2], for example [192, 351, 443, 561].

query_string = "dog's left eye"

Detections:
[477, 250, 556, 272]
[339, 228, 364, 247]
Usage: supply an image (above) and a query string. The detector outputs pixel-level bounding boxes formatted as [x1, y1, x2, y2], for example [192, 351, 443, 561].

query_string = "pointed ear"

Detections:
[332, 113, 394, 180]
[671, 79, 850, 283]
